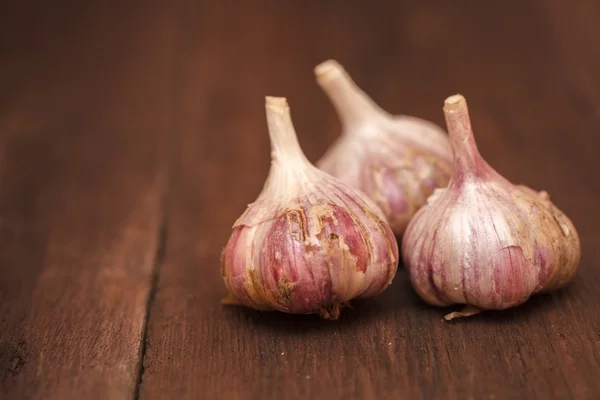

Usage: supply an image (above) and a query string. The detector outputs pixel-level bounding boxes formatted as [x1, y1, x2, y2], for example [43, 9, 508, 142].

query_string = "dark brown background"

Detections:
[1, 1, 599, 399]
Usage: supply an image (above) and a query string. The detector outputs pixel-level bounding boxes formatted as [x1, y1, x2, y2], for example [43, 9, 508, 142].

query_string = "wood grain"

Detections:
[0, 2, 175, 399]
[140, 1, 600, 400]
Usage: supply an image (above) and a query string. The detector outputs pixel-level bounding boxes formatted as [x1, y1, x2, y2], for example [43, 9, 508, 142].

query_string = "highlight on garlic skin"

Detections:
[314, 60, 454, 235]
[221, 96, 399, 320]
[401, 94, 581, 320]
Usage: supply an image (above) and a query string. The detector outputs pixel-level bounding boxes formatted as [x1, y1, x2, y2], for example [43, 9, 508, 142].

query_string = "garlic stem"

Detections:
[265, 96, 310, 167]
[443, 94, 485, 178]
[315, 60, 388, 129]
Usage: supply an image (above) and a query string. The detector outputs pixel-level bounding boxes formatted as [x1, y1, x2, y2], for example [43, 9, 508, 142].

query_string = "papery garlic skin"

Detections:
[401, 94, 581, 319]
[221, 97, 398, 319]
[315, 60, 454, 235]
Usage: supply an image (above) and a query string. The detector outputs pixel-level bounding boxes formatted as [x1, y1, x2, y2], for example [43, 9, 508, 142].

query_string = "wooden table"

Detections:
[1, 1, 599, 399]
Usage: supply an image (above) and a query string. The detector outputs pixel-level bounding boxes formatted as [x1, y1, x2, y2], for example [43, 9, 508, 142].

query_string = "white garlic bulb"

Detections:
[315, 60, 454, 235]
[221, 97, 399, 319]
[402, 94, 581, 320]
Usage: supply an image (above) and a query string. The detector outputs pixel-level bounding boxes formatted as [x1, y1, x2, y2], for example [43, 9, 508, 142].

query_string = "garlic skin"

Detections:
[221, 97, 398, 319]
[314, 60, 454, 235]
[402, 94, 581, 320]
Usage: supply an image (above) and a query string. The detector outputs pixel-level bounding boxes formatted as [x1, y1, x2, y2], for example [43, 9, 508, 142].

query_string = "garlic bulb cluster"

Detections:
[221, 97, 399, 319]
[315, 60, 454, 235]
[401, 94, 581, 320]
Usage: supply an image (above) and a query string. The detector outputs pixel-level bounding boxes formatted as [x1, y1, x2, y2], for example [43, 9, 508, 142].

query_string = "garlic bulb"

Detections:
[314, 60, 454, 235]
[402, 94, 581, 320]
[221, 96, 399, 319]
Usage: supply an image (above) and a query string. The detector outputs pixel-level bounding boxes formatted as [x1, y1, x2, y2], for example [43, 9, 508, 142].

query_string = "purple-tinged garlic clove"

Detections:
[401, 94, 581, 320]
[314, 60, 454, 236]
[221, 96, 399, 319]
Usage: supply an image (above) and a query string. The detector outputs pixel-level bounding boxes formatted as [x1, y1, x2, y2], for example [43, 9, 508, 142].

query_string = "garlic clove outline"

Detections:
[221, 96, 399, 319]
[401, 94, 581, 320]
[314, 60, 454, 236]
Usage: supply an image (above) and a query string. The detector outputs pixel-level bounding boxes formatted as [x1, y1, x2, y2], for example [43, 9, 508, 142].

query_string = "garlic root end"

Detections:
[319, 302, 342, 320]
[444, 305, 481, 321]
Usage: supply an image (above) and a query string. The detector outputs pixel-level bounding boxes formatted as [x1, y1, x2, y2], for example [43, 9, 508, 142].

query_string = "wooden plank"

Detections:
[141, 1, 600, 399]
[0, 2, 175, 399]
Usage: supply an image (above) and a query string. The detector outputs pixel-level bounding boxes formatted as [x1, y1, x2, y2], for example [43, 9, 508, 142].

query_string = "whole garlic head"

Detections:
[402, 94, 581, 320]
[221, 97, 399, 319]
[315, 60, 454, 235]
